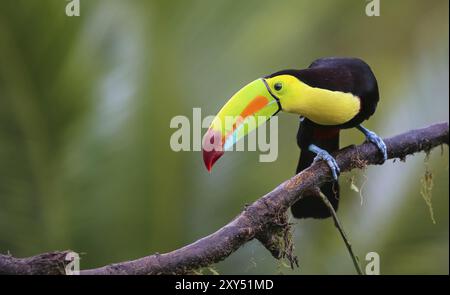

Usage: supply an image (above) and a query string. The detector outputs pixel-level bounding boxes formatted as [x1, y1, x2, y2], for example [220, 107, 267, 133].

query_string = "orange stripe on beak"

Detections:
[203, 96, 269, 172]
[240, 96, 269, 118]
[222, 96, 269, 143]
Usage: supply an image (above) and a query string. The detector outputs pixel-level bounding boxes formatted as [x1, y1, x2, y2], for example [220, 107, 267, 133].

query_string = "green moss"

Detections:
[420, 154, 436, 224]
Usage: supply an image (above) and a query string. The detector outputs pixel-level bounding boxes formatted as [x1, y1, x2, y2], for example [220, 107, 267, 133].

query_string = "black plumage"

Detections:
[269, 57, 380, 219]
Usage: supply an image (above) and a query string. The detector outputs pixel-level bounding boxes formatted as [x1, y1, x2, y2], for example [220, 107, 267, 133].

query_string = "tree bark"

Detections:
[0, 122, 448, 275]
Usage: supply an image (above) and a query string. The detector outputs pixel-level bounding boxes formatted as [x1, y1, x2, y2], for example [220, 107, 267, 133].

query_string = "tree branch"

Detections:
[318, 190, 363, 275]
[0, 122, 448, 275]
[0, 251, 71, 275]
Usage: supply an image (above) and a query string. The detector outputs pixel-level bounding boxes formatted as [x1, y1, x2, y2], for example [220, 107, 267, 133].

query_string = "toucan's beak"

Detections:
[202, 78, 281, 171]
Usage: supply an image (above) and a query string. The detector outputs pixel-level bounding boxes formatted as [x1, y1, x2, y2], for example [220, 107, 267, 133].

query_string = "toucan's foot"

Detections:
[357, 125, 388, 163]
[309, 144, 340, 181]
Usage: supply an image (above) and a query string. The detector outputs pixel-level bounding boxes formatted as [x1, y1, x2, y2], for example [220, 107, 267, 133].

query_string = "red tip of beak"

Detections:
[203, 149, 224, 172]
[202, 129, 224, 172]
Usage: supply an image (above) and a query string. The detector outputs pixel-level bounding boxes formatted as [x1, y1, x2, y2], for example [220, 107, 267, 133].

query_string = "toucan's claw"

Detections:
[357, 125, 388, 163]
[365, 131, 388, 162]
[309, 144, 340, 181]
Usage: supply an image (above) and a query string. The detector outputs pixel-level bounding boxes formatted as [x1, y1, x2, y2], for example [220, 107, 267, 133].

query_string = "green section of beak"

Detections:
[202, 78, 281, 171]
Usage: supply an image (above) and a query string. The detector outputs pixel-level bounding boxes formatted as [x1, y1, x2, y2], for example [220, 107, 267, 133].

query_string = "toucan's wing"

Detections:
[305, 57, 377, 96]
[266, 57, 378, 98]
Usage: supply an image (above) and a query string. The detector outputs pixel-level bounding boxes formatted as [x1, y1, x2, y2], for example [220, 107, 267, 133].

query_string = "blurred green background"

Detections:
[0, 0, 448, 274]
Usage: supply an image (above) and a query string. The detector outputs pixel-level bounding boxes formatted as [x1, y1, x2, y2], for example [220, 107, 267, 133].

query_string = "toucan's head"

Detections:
[202, 72, 306, 171]
[202, 59, 370, 171]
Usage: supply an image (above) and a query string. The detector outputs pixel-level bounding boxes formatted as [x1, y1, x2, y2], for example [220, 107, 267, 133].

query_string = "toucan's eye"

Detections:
[274, 82, 283, 91]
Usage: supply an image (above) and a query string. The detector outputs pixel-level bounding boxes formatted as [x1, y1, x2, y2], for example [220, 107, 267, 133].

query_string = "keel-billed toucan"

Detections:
[202, 57, 387, 219]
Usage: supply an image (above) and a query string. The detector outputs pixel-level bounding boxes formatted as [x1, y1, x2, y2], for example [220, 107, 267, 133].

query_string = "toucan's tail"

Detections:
[291, 120, 340, 219]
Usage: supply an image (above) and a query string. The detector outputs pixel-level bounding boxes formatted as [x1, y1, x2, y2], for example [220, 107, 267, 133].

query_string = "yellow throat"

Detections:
[265, 75, 361, 125]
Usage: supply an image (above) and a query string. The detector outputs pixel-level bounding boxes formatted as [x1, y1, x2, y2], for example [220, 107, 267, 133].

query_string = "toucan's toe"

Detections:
[313, 150, 340, 181]
[365, 130, 388, 163]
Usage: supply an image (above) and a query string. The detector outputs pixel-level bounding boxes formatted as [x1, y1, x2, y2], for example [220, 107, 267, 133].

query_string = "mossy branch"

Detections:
[0, 122, 448, 275]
